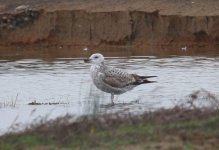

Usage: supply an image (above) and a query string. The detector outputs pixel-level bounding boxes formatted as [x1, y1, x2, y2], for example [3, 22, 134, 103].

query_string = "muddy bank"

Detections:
[0, 0, 219, 57]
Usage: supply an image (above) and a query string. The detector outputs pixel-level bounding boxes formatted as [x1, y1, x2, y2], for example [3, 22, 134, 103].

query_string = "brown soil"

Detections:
[0, 0, 219, 58]
[1, 0, 219, 16]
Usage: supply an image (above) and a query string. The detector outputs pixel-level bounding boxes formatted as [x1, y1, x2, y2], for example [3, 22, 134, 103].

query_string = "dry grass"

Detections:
[1, 90, 219, 149]
[1, 106, 219, 150]
[0, 94, 18, 108]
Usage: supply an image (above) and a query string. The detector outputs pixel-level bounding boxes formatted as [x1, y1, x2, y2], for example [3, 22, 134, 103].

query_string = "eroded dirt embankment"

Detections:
[0, 1, 219, 57]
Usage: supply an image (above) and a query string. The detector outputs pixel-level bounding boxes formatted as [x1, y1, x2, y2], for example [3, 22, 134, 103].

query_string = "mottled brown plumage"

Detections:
[85, 53, 157, 104]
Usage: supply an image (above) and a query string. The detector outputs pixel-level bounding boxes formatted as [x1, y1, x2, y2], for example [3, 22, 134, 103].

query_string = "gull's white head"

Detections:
[86, 53, 104, 65]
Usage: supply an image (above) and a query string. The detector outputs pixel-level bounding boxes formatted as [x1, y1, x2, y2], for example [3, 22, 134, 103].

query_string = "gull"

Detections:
[83, 47, 89, 51]
[181, 46, 187, 51]
[84, 53, 157, 104]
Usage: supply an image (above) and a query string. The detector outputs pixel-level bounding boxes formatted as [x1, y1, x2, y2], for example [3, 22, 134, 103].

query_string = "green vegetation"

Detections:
[1, 108, 219, 150]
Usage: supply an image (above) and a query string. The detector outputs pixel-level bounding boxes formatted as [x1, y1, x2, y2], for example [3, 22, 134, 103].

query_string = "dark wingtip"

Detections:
[132, 74, 157, 80]
[144, 76, 157, 78]
[132, 80, 157, 85]
[143, 80, 157, 84]
[148, 80, 157, 83]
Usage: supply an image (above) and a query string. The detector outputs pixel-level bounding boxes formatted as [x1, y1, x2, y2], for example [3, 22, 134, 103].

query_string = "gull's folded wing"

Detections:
[101, 66, 135, 88]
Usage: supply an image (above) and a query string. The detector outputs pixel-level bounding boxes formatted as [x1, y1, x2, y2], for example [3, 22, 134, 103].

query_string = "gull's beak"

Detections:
[84, 58, 91, 63]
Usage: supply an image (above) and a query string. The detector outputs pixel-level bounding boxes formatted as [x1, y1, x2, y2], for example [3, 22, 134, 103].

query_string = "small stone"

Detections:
[7, 24, 15, 29]
[23, 16, 30, 22]
[15, 5, 29, 12]
[2, 16, 7, 20]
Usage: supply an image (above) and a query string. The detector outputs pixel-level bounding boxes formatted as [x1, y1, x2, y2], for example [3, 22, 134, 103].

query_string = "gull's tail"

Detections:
[132, 74, 157, 85]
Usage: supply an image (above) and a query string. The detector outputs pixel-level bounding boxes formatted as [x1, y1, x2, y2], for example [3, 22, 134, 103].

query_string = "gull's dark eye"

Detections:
[94, 56, 99, 59]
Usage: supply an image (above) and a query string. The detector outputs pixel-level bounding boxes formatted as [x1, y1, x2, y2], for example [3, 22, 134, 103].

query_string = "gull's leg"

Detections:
[111, 93, 114, 105]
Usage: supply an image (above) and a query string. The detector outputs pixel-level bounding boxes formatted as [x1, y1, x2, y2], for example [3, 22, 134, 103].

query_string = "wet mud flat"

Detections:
[0, 106, 219, 150]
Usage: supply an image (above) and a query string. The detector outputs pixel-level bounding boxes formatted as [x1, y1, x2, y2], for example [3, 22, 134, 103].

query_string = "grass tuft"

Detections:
[1, 107, 219, 150]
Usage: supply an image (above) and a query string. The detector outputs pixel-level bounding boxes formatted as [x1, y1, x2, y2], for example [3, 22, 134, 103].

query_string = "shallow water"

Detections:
[0, 56, 219, 134]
